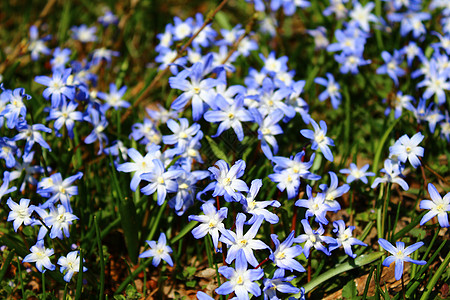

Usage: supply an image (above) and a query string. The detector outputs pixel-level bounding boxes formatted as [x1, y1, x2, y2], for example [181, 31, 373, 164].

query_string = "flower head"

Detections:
[389, 132, 424, 169]
[378, 239, 426, 281]
[22, 240, 55, 272]
[419, 183, 450, 227]
[7, 198, 34, 232]
[215, 249, 264, 300]
[188, 200, 229, 250]
[300, 118, 335, 162]
[340, 163, 375, 184]
[57, 251, 87, 282]
[139, 233, 173, 267]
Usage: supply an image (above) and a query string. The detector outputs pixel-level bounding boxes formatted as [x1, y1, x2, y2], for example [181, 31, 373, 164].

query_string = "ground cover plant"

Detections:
[0, 0, 449, 299]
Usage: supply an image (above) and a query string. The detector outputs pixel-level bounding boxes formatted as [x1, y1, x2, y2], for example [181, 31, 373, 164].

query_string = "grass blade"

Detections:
[298, 251, 384, 294]
[94, 215, 105, 300]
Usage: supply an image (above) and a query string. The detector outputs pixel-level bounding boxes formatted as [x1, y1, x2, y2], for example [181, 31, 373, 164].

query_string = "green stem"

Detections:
[63, 283, 68, 300]
[376, 184, 385, 239]
[390, 201, 402, 241]
[420, 242, 450, 300]
[94, 216, 105, 300]
[16, 258, 25, 300]
[147, 201, 168, 242]
[404, 240, 447, 298]
[205, 235, 214, 268]
[42, 272, 46, 300]
[362, 264, 375, 300]
[381, 183, 392, 239]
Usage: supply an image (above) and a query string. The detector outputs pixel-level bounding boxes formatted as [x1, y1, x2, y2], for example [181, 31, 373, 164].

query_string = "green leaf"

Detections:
[205, 136, 230, 164]
[342, 280, 360, 300]
[371, 117, 401, 183]
[409, 228, 426, 239]
[75, 249, 84, 300]
[0, 250, 15, 282]
[215, 11, 232, 30]
[108, 155, 139, 264]
[297, 251, 384, 295]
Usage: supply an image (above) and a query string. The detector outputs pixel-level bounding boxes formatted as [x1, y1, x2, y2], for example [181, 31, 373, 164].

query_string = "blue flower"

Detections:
[204, 94, 253, 141]
[329, 220, 367, 258]
[419, 183, 450, 227]
[170, 16, 194, 41]
[258, 78, 295, 119]
[202, 160, 249, 202]
[47, 100, 84, 139]
[215, 249, 264, 299]
[323, 0, 349, 19]
[14, 121, 52, 154]
[139, 233, 173, 267]
[163, 118, 201, 153]
[270, 231, 305, 273]
[307, 26, 329, 50]
[334, 51, 371, 74]
[0, 87, 31, 129]
[140, 159, 183, 205]
[44, 204, 78, 239]
[327, 27, 366, 54]
[220, 213, 269, 267]
[315, 73, 342, 109]
[425, 108, 444, 134]
[117, 146, 161, 191]
[349, 1, 378, 32]
[241, 179, 280, 224]
[340, 163, 375, 184]
[388, 11, 430, 39]
[98, 10, 119, 27]
[376, 50, 405, 86]
[389, 132, 424, 169]
[0, 172, 17, 201]
[188, 200, 229, 250]
[37, 172, 83, 211]
[385, 91, 414, 119]
[71, 25, 97, 43]
[401, 42, 423, 66]
[57, 251, 87, 282]
[0, 137, 18, 168]
[130, 117, 161, 145]
[252, 108, 284, 159]
[295, 185, 331, 225]
[271, 0, 310, 16]
[417, 60, 450, 105]
[260, 52, 289, 76]
[269, 152, 320, 199]
[319, 171, 350, 211]
[300, 118, 335, 162]
[97, 83, 130, 111]
[168, 168, 208, 215]
[35, 68, 75, 108]
[7, 198, 34, 232]
[92, 48, 120, 66]
[169, 54, 217, 120]
[22, 240, 55, 272]
[378, 239, 426, 281]
[371, 159, 409, 191]
[263, 269, 300, 300]
[50, 48, 71, 71]
[294, 219, 335, 257]
[28, 26, 51, 61]
[84, 108, 109, 155]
